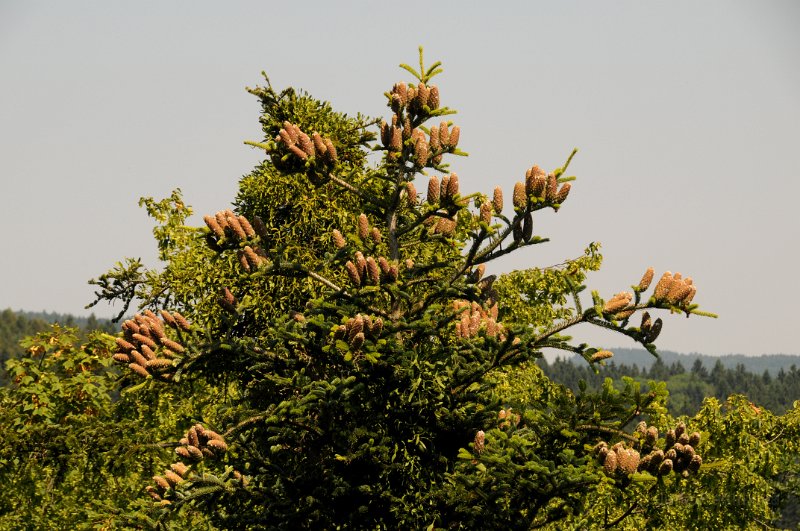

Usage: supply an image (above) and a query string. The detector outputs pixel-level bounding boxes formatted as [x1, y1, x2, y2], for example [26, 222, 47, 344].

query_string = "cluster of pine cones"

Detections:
[112, 310, 189, 380]
[276, 121, 338, 164]
[380, 81, 457, 165]
[512, 165, 571, 212]
[333, 314, 384, 352]
[175, 423, 228, 461]
[594, 420, 703, 479]
[344, 251, 398, 287]
[145, 424, 233, 505]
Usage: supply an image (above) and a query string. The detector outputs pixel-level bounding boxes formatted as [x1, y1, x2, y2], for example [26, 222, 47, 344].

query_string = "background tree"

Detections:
[0, 327, 212, 529]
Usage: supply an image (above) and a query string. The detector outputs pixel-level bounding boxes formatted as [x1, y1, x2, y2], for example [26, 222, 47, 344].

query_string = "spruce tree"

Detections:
[91, 50, 741, 529]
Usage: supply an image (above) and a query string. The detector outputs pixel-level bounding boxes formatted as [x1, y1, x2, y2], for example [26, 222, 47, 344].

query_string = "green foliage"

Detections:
[0, 325, 221, 529]
[0, 327, 124, 528]
[0, 309, 113, 384]
[563, 395, 800, 529]
[6, 49, 792, 529]
[495, 243, 602, 332]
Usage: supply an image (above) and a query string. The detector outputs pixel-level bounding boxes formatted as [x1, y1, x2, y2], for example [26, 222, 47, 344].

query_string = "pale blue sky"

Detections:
[1, 1, 798, 355]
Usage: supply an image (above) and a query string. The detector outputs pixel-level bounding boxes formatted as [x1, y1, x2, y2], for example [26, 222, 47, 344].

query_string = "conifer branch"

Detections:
[574, 424, 639, 443]
[603, 500, 640, 528]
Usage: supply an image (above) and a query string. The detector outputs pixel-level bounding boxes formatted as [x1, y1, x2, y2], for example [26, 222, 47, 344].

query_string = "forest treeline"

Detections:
[540, 355, 800, 417]
[576, 347, 800, 378]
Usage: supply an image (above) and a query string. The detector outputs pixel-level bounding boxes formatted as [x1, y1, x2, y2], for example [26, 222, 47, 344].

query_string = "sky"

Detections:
[1, 1, 798, 356]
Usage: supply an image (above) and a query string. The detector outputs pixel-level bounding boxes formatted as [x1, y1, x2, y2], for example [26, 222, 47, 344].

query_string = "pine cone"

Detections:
[164, 470, 184, 487]
[522, 213, 533, 242]
[332, 229, 346, 249]
[591, 350, 613, 362]
[427, 176, 440, 204]
[604, 451, 618, 474]
[638, 267, 655, 291]
[171, 462, 189, 478]
[358, 214, 369, 239]
[447, 173, 459, 198]
[153, 475, 171, 491]
[366, 257, 381, 284]
[350, 332, 365, 350]
[406, 182, 418, 203]
[554, 183, 571, 205]
[493, 187, 503, 213]
[474, 430, 485, 453]
[345, 261, 361, 286]
[513, 182, 526, 210]
[428, 86, 440, 109]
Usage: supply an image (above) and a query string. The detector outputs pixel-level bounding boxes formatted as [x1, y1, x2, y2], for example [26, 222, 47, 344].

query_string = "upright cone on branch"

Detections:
[204, 215, 225, 238]
[447, 173, 459, 198]
[218, 287, 237, 313]
[428, 85, 440, 109]
[312, 132, 326, 155]
[525, 168, 535, 196]
[449, 126, 460, 148]
[332, 229, 346, 249]
[427, 176, 440, 204]
[480, 201, 492, 225]
[345, 261, 361, 287]
[654, 271, 674, 301]
[429, 126, 440, 151]
[513, 182, 526, 210]
[390, 127, 402, 152]
[435, 218, 457, 236]
[378, 256, 390, 275]
[554, 183, 571, 205]
[414, 137, 429, 166]
[406, 182, 417, 204]
[440, 175, 451, 200]
[380, 120, 391, 147]
[546, 174, 558, 201]
[604, 292, 632, 314]
[439, 121, 450, 146]
[358, 214, 369, 240]
[402, 116, 412, 141]
[355, 251, 367, 277]
[323, 139, 337, 162]
[366, 257, 381, 284]
[224, 215, 245, 240]
[638, 267, 655, 291]
[493, 187, 503, 213]
[393, 81, 407, 105]
[416, 82, 430, 108]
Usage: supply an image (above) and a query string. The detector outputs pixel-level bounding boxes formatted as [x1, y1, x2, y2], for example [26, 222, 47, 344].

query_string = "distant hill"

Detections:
[15, 310, 115, 331]
[548, 347, 800, 376]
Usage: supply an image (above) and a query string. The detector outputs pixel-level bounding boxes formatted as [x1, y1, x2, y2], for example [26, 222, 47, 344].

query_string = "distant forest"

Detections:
[539, 353, 800, 417]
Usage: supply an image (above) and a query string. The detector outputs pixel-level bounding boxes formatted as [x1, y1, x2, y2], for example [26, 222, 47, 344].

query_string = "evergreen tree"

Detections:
[78, 50, 798, 529]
